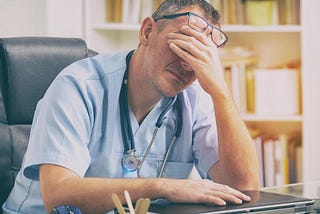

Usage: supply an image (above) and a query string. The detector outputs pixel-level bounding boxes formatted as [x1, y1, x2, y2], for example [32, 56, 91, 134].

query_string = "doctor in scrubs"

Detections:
[3, 0, 259, 213]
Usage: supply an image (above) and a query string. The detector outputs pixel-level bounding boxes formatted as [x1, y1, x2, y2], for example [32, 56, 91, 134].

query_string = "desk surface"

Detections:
[263, 180, 320, 212]
[263, 180, 320, 198]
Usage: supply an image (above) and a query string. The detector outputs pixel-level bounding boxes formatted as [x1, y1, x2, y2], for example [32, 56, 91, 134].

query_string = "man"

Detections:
[3, 0, 259, 213]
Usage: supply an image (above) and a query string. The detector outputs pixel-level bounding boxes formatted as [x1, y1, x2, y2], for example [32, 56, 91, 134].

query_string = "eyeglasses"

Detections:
[154, 12, 228, 48]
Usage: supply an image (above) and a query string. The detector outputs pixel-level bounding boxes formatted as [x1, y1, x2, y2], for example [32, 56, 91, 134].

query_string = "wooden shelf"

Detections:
[222, 25, 301, 33]
[242, 114, 302, 122]
[93, 23, 140, 31]
[92, 23, 301, 33]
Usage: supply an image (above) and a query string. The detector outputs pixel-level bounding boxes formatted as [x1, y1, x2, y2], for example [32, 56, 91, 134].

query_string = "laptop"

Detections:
[148, 190, 314, 213]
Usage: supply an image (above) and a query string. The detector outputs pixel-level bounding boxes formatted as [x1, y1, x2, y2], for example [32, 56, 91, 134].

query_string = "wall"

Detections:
[0, 0, 46, 37]
[0, 0, 83, 38]
[46, 0, 83, 38]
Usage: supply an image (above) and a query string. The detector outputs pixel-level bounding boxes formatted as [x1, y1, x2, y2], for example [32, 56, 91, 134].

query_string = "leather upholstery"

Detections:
[0, 37, 97, 212]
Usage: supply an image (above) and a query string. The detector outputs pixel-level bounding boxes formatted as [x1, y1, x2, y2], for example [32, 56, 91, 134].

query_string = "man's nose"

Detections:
[180, 60, 192, 71]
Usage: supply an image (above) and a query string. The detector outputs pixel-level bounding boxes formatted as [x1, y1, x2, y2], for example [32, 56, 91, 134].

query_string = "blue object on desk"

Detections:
[50, 205, 82, 214]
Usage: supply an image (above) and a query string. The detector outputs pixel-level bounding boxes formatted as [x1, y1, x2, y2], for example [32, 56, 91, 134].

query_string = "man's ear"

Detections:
[139, 17, 155, 45]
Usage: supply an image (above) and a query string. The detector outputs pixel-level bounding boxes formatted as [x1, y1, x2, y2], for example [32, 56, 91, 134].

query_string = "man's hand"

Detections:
[167, 25, 228, 97]
[160, 178, 251, 206]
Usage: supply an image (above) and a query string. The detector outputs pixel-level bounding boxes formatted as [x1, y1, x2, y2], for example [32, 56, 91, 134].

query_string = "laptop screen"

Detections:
[148, 190, 314, 214]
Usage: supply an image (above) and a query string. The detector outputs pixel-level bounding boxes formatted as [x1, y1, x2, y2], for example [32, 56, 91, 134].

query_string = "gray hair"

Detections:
[152, 0, 221, 26]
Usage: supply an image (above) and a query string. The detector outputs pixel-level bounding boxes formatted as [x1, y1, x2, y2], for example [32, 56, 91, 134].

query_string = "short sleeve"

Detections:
[23, 65, 95, 180]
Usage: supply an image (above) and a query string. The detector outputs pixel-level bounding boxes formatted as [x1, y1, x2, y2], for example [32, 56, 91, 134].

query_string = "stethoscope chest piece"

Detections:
[121, 150, 140, 172]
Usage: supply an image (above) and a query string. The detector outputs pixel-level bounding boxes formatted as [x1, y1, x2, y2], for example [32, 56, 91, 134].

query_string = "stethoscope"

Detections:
[120, 50, 182, 178]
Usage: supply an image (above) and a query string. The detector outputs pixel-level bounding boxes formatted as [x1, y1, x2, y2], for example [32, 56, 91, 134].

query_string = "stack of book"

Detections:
[220, 46, 301, 116]
[219, 46, 257, 114]
[208, 0, 300, 25]
[105, 0, 164, 24]
[251, 132, 302, 187]
[105, 0, 300, 25]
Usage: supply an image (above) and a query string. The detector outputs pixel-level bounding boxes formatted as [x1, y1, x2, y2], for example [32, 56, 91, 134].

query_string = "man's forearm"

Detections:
[208, 91, 260, 190]
[40, 164, 165, 213]
[42, 177, 164, 213]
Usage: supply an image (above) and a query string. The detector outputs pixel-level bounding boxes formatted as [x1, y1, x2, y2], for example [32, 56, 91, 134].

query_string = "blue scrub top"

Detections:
[3, 51, 219, 214]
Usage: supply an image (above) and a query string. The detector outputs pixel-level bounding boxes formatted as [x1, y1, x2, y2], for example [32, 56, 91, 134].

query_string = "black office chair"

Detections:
[0, 37, 97, 213]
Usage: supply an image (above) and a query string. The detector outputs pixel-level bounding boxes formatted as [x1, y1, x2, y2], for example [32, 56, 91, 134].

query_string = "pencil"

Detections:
[111, 193, 126, 214]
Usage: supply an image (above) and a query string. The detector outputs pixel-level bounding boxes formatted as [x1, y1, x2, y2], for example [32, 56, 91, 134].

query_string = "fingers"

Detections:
[171, 25, 214, 47]
[164, 179, 250, 207]
[167, 31, 211, 62]
[167, 25, 216, 53]
[209, 189, 248, 205]
[211, 183, 251, 203]
[168, 39, 208, 63]
[201, 180, 250, 205]
[167, 25, 218, 70]
[167, 25, 225, 94]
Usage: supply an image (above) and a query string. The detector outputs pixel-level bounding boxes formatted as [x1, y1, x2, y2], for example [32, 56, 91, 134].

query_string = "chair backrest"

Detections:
[0, 37, 97, 212]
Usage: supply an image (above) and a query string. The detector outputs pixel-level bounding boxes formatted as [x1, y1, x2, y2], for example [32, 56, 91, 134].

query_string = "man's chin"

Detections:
[160, 87, 184, 97]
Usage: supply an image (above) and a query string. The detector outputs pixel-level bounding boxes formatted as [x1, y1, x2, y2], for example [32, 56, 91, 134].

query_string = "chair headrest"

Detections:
[0, 37, 90, 124]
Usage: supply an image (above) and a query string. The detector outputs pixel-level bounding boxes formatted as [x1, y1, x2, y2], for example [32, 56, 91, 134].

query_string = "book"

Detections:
[226, 0, 245, 24]
[114, 0, 122, 23]
[222, 64, 247, 113]
[132, 0, 142, 24]
[254, 68, 300, 115]
[121, 0, 129, 23]
[288, 137, 302, 183]
[245, 0, 278, 25]
[140, 0, 154, 20]
[246, 68, 255, 113]
[279, 0, 300, 24]
[122, 0, 142, 24]
[105, 0, 122, 23]
[105, 0, 113, 23]
[231, 63, 247, 113]
[253, 133, 300, 187]
[228, 0, 237, 24]
[219, 46, 257, 113]
[222, 0, 230, 24]
[235, 0, 245, 24]
[294, 143, 303, 182]
[253, 136, 265, 187]
[210, 0, 222, 14]
[274, 134, 289, 186]
[153, 0, 164, 12]
[263, 138, 275, 187]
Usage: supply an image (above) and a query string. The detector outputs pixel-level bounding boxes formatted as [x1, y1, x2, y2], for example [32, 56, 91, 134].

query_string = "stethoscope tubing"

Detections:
[137, 97, 182, 178]
[158, 98, 183, 177]
[136, 97, 177, 177]
[120, 50, 183, 178]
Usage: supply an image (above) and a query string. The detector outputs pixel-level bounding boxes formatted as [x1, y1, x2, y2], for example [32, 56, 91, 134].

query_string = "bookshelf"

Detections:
[12, 0, 317, 185]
